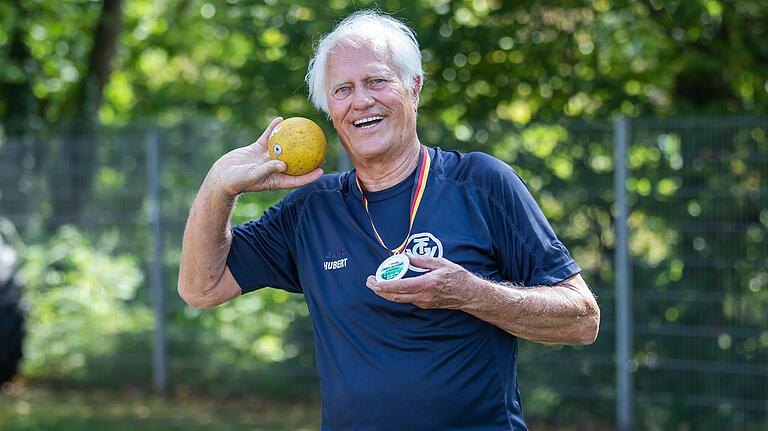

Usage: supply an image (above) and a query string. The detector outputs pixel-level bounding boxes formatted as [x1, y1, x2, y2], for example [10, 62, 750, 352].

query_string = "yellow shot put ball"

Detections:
[268, 117, 327, 176]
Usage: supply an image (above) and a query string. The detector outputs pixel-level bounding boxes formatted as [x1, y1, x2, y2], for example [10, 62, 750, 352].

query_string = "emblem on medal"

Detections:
[375, 254, 410, 282]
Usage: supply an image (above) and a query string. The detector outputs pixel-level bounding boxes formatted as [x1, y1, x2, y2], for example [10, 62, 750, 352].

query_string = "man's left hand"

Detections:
[365, 254, 476, 310]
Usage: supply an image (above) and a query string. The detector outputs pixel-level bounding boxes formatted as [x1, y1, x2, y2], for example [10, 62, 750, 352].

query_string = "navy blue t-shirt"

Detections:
[227, 147, 581, 431]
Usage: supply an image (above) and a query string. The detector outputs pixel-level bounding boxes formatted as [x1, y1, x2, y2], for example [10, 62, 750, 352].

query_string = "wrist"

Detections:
[198, 174, 238, 215]
[205, 164, 240, 201]
[219, 184, 240, 201]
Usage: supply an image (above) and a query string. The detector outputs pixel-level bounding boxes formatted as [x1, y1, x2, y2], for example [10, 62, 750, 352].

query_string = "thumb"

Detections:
[259, 160, 287, 176]
[405, 252, 443, 271]
[251, 116, 284, 150]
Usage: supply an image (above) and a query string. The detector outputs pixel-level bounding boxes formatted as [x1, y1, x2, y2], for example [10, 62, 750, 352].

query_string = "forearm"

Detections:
[178, 171, 238, 306]
[461, 274, 600, 345]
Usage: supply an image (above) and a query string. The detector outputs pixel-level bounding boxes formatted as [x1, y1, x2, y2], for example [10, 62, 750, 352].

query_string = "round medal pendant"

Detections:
[375, 254, 410, 282]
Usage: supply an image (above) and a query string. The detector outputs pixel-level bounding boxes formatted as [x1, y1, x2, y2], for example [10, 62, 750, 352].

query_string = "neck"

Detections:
[355, 142, 422, 192]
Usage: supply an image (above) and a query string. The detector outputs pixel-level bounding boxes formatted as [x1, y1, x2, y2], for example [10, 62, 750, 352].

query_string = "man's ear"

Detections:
[411, 75, 422, 111]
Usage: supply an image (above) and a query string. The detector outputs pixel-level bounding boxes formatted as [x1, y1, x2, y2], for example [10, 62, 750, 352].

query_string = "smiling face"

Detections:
[325, 41, 420, 165]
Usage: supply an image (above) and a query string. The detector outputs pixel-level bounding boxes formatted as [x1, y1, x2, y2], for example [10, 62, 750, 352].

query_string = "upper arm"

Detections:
[475, 155, 579, 285]
[226, 197, 305, 294]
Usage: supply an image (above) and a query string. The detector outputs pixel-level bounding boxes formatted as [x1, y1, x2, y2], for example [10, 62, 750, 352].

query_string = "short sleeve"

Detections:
[226, 200, 303, 294]
[481, 157, 581, 286]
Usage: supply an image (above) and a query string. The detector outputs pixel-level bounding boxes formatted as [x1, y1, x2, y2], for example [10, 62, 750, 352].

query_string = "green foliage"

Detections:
[20, 226, 153, 383]
[626, 120, 768, 430]
[169, 287, 315, 396]
[3, 0, 768, 131]
[15, 202, 316, 393]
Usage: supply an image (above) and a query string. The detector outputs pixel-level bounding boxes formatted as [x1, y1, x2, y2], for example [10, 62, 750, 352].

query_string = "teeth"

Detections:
[354, 116, 384, 126]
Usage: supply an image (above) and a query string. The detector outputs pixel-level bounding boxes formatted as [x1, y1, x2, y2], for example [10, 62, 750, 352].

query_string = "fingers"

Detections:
[366, 275, 426, 295]
[247, 160, 287, 192]
[366, 276, 422, 303]
[379, 293, 422, 304]
[404, 252, 445, 271]
[255, 159, 287, 178]
[240, 164, 323, 193]
[273, 168, 324, 189]
[252, 116, 284, 151]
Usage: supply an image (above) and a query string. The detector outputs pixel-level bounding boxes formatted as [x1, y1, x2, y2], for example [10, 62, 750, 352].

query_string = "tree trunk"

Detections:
[49, 0, 123, 230]
[0, 0, 40, 228]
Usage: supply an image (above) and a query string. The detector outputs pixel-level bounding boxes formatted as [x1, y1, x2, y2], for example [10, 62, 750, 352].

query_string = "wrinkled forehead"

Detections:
[328, 35, 391, 65]
[325, 38, 398, 82]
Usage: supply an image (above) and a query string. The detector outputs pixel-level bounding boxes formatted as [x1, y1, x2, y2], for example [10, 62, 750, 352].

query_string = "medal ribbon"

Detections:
[355, 146, 431, 254]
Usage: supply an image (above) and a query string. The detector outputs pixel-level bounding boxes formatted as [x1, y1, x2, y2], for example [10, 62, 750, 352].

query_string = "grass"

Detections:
[0, 381, 321, 431]
[0, 381, 617, 430]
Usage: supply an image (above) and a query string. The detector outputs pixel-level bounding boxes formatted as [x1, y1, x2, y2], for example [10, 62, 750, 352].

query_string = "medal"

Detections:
[357, 146, 431, 282]
[375, 253, 410, 282]
[355, 146, 431, 255]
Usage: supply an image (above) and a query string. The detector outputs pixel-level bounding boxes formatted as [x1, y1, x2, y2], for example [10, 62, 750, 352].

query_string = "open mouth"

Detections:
[353, 116, 384, 129]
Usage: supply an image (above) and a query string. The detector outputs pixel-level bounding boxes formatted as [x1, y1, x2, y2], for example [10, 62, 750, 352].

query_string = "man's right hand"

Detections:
[180, 116, 323, 309]
[211, 116, 324, 198]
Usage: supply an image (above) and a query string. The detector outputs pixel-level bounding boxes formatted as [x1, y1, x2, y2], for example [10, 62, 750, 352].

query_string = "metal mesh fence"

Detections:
[629, 118, 768, 430]
[0, 116, 766, 429]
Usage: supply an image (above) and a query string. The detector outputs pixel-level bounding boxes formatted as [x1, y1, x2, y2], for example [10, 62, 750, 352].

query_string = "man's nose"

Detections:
[352, 87, 375, 110]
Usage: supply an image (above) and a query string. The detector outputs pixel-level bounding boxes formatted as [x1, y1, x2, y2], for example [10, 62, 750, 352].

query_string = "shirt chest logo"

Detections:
[323, 248, 348, 271]
[403, 232, 443, 272]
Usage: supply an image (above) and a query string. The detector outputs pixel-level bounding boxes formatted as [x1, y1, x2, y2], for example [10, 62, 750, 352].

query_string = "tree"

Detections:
[51, 0, 123, 229]
[1, 1, 766, 429]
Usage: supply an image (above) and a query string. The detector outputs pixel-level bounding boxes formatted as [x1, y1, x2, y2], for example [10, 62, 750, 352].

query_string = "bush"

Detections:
[20, 226, 153, 385]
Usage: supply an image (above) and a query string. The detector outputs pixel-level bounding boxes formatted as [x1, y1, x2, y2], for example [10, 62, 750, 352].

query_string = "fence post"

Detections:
[146, 130, 168, 393]
[613, 116, 633, 431]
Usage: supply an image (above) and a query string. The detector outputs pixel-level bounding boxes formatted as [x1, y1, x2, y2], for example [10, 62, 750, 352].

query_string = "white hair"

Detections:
[305, 10, 425, 114]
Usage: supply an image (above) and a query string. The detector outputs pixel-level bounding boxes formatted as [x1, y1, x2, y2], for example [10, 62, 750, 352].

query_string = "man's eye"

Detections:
[371, 79, 385, 85]
[335, 87, 350, 94]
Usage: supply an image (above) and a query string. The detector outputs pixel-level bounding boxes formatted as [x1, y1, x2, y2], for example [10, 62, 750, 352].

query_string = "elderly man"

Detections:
[179, 10, 600, 431]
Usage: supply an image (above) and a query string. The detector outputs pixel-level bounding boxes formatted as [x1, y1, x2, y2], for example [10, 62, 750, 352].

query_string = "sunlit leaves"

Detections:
[3, 0, 766, 129]
[655, 177, 681, 197]
[496, 99, 534, 125]
[100, 70, 135, 124]
[520, 124, 568, 158]
[629, 212, 676, 266]
[260, 27, 288, 61]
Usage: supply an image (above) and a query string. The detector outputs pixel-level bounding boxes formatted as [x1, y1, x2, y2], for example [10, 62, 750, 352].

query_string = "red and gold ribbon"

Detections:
[355, 146, 431, 254]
